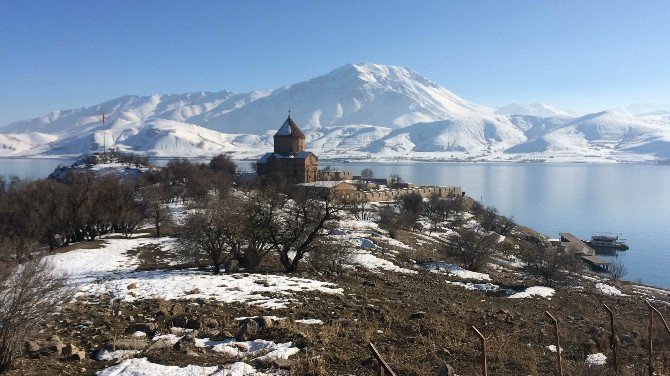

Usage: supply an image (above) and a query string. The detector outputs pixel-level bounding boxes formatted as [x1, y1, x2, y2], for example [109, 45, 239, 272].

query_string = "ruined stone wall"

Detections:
[349, 186, 461, 202]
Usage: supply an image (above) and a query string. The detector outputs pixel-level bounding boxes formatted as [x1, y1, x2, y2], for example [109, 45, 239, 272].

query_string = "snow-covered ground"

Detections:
[47, 236, 173, 284]
[97, 358, 284, 376]
[82, 270, 342, 309]
[48, 236, 342, 309]
[508, 286, 555, 299]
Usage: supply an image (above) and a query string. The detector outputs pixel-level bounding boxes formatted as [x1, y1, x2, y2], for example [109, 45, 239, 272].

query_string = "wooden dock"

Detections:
[559, 232, 611, 270]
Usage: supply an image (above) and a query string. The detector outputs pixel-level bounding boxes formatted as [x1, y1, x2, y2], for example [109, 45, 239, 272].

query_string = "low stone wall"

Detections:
[350, 186, 461, 202]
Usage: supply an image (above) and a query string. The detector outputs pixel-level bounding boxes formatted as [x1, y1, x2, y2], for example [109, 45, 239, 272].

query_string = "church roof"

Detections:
[274, 115, 305, 138]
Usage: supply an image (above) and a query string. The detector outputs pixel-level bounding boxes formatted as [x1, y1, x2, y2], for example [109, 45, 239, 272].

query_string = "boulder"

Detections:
[257, 316, 275, 328]
[235, 319, 259, 341]
[145, 338, 172, 352]
[62, 343, 86, 361]
[128, 322, 158, 334]
[107, 338, 147, 351]
[127, 282, 137, 290]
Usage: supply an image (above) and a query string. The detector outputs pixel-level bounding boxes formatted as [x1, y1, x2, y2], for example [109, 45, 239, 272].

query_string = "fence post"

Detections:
[603, 304, 617, 375]
[367, 343, 397, 376]
[646, 301, 654, 376]
[471, 326, 488, 376]
[545, 311, 563, 376]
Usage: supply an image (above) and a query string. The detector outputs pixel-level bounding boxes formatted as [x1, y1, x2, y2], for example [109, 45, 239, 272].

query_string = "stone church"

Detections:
[256, 115, 318, 183]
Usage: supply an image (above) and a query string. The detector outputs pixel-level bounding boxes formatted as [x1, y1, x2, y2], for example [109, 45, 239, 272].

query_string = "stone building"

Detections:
[256, 115, 318, 183]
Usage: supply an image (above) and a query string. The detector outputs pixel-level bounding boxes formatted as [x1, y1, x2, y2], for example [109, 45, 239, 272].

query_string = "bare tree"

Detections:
[377, 205, 402, 239]
[260, 188, 343, 272]
[609, 261, 627, 281]
[390, 174, 404, 188]
[0, 258, 71, 372]
[361, 168, 374, 183]
[345, 195, 371, 220]
[520, 242, 582, 286]
[209, 154, 237, 176]
[443, 228, 499, 272]
[178, 194, 245, 274]
[141, 184, 172, 238]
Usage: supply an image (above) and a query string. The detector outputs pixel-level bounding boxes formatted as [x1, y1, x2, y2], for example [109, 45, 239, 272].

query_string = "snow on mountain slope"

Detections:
[495, 103, 575, 117]
[2, 63, 670, 162]
[363, 116, 526, 155]
[0, 132, 57, 155]
[203, 63, 493, 134]
[505, 110, 670, 161]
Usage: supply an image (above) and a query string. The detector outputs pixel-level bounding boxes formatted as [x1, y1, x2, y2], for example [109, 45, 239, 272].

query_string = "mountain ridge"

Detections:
[2, 63, 669, 163]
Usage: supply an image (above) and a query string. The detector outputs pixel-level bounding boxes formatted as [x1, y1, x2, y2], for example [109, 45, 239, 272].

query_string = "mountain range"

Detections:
[2, 62, 670, 163]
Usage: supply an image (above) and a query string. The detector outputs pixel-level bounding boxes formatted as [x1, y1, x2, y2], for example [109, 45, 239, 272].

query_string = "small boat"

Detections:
[585, 233, 629, 250]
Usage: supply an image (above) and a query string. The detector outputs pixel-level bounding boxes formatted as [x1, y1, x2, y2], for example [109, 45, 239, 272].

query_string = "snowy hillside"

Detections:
[2, 63, 670, 162]
[204, 63, 493, 134]
[495, 103, 574, 117]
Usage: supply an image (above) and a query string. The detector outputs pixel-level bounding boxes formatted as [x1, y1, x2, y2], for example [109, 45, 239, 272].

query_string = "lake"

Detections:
[1, 158, 669, 288]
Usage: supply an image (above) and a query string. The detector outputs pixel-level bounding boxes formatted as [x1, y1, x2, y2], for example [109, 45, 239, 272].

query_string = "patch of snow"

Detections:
[95, 348, 140, 361]
[81, 270, 343, 309]
[509, 286, 555, 299]
[195, 338, 299, 362]
[350, 250, 417, 274]
[423, 262, 491, 281]
[295, 319, 323, 325]
[596, 283, 626, 296]
[131, 331, 147, 338]
[96, 358, 278, 375]
[47, 237, 174, 285]
[445, 280, 500, 292]
[152, 333, 183, 345]
[586, 353, 607, 367]
[546, 345, 562, 353]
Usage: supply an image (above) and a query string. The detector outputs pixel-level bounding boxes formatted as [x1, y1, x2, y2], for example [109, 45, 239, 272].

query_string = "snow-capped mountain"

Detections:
[495, 103, 574, 117]
[2, 62, 670, 163]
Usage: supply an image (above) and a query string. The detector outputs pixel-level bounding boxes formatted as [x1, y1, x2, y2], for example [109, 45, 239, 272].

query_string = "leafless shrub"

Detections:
[609, 261, 627, 281]
[0, 258, 71, 372]
[377, 205, 401, 239]
[443, 228, 499, 272]
[177, 194, 245, 274]
[520, 242, 583, 286]
[307, 240, 353, 274]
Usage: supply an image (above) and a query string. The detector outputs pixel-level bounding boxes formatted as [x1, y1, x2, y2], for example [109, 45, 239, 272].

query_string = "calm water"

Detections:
[1, 158, 669, 288]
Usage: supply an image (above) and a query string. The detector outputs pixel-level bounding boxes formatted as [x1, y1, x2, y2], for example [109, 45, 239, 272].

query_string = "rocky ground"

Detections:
[7, 198, 670, 375]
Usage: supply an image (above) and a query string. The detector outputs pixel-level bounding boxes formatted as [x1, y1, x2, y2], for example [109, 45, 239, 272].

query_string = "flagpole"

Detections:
[102, 109, 106, 155]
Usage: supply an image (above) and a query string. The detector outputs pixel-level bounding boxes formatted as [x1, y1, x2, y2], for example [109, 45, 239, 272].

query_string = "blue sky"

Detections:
[1, 0, 669, 125]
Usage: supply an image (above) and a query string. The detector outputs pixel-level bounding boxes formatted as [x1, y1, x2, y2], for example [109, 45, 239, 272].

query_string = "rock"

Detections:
[127, 282, 137, 290]
[62, 343, 86, 361]
[173, 334, 196, 352]
[128, 322, 158, 334]
[185, 288, 201, 295]
[410, 311, 426, 319]
[107, 338, 147, 351]
[225, 259, 240, 273]
[145, 338, 172, 352]
[257, 316, 275, 328]
[47, 337, 65, 355]
[236, 319, 259, 341]
[438, 363, 455, 376]
[25, 340, 41, 353]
